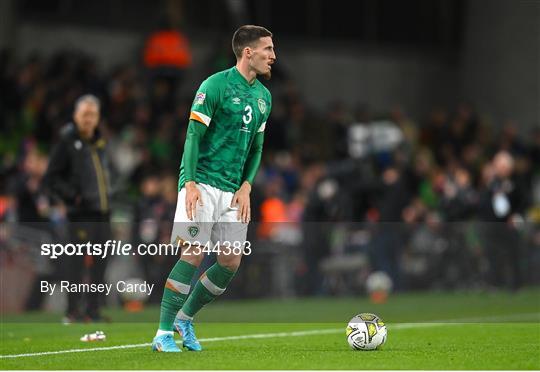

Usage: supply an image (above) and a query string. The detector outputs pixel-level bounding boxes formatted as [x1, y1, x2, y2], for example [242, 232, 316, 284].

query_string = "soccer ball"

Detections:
[346, 313, 387, 350]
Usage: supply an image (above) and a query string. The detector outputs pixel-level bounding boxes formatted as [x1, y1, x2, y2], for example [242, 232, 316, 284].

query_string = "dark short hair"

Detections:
[232, 25, 272, 59]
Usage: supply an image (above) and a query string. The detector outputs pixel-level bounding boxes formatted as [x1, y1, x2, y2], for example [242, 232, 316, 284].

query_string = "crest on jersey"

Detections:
[257, 99, 266, 114]
[232, 97, 241, 105]
[187, 226, 199, 238]
[195, 92, 206, 105]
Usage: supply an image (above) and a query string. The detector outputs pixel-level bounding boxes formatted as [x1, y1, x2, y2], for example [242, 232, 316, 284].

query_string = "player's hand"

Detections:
[185, 181, 203, 220]
[231, 182, 251, 223]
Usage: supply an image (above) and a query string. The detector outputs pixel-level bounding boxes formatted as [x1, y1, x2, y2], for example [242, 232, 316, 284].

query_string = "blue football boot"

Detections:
[174, 319, 202, 351]
[151, 333, 181, 352]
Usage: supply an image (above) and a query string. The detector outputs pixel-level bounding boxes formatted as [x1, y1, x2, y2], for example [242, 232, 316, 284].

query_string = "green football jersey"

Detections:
[178, 66, 272, 193]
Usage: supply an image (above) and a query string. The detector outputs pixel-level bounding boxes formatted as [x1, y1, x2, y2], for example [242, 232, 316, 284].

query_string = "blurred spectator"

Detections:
[529, 127, 540, 173]
[148, 114, 178, 168]
[264, 99, 289, 152]
[132, 172, 176, 304]
[478, 151, 527, 290]
[41, 94, 112, 322]
[106, 65, 139, 133]
[143, 21, 192, 114]
[258, 175, 288, 239]
[440, 166, 477, 221]
[389, 105, 418, 154]
[496, 121, 527, 156]
[420, 106, 450, 165]
[326, 101, 352, 160]
[8, 145, 49, 225]
[5, 145, 55, 311]
[369, 167, 412, 289]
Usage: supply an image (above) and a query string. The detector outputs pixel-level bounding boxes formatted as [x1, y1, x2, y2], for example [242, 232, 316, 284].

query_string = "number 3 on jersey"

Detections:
[243, 105, 253, 125]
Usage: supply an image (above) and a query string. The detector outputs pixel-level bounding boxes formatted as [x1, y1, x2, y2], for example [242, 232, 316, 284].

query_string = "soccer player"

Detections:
[151, 25, 275, 352]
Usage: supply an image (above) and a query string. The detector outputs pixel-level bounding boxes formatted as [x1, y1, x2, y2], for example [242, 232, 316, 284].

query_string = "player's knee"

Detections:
[217, 254, 242, 272]
[219, 261, 240, 272]
[181, 252, 205, 267]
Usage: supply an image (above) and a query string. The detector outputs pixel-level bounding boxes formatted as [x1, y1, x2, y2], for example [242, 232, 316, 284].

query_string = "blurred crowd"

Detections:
[1, 42, 540, 311]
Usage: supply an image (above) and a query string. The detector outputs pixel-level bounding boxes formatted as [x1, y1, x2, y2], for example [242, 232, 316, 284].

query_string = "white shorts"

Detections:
[170, 183, 248, 247]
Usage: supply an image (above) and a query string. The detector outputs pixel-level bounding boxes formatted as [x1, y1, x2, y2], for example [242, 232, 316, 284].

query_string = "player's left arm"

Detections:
[232, 131, 264, 224]
[242, 131, 264, 186]
[232, 95, 270, 223]
[243, 91, 271, 187]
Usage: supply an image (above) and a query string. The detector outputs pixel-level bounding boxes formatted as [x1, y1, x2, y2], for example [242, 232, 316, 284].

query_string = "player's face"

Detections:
[74, 101, 100, 139]
[248, 36, 276, 79]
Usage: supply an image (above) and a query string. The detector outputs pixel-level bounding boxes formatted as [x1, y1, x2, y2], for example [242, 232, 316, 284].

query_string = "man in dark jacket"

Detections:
[478, 151, 526, 290]
[42, 94, 111, 322]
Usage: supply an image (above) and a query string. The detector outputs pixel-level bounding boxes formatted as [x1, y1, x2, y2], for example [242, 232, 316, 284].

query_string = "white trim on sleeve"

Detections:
[190, 111, 212, 126]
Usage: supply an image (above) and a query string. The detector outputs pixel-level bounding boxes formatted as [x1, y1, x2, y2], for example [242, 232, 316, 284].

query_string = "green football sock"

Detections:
[180, 263, 236, 318]
[158, 260, 197, 331]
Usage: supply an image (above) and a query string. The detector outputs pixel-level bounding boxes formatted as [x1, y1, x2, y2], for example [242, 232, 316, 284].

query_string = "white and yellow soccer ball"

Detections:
[346, 313, 387, 350]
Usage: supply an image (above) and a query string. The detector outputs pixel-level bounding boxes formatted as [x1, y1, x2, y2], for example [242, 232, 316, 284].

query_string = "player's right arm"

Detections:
[183, 76, 221, 220]
[184, 120, 206, 220]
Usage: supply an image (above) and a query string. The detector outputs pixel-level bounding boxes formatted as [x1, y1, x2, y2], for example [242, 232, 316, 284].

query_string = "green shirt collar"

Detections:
[232, 66, 257, 87]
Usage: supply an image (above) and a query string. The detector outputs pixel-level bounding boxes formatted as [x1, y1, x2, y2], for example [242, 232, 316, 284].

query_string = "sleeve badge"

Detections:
[195, 92, 206, 105]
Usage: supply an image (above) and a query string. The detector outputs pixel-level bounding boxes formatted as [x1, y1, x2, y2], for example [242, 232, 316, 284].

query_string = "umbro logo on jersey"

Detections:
[232, 97, 241, 104]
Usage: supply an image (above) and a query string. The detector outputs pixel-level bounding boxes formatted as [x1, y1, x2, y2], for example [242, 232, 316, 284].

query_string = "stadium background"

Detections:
[1, 0, 539, 315]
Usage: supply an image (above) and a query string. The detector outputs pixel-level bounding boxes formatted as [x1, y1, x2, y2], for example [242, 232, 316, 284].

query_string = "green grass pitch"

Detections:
[1, 288, 539, 370]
